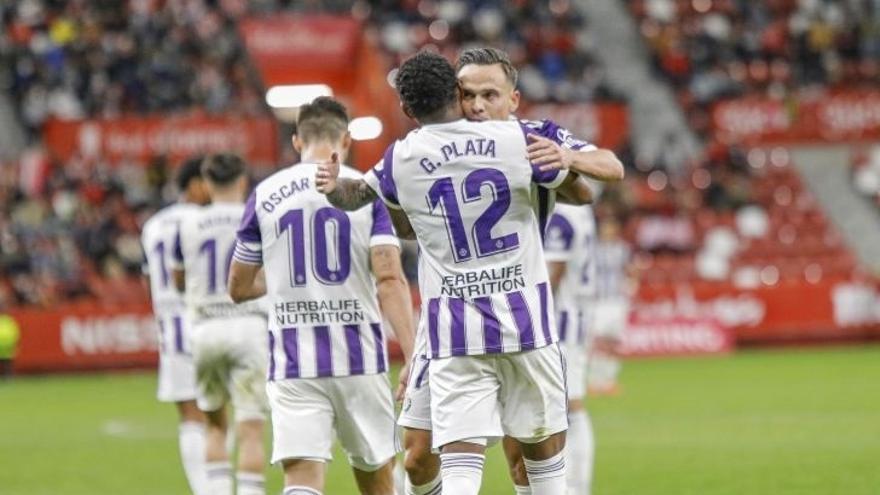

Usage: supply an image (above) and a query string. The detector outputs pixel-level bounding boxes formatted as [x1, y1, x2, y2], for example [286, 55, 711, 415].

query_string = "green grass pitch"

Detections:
[1, 345, 878, 494]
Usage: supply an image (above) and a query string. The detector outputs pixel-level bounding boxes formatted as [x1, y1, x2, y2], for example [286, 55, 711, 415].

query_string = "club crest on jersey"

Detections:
[557, 128, 589, 149]
[420, 138, 497, 173]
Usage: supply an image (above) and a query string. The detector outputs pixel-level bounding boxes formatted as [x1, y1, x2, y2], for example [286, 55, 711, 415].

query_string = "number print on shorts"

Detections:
[426, 168, 520, 262]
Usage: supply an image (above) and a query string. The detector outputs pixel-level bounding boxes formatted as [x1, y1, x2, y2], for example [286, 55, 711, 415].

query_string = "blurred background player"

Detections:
[140, 157, 210, 495]
[589, 218, 635, 396]
[228, 97, 415, 495]
[172, 154, 269, 495]
[543, 204, 598, 495]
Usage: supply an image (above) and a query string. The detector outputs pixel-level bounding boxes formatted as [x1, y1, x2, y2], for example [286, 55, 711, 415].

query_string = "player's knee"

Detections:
[403, 443, 438, 484]
[509, 457, 529, 487]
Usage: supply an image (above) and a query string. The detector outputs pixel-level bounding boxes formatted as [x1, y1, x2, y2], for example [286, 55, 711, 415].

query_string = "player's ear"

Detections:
[342, 131, 352, 152]
[292, 134, 303, 153]
[510, 89, 521, 113]
[400, 102, 414, 120]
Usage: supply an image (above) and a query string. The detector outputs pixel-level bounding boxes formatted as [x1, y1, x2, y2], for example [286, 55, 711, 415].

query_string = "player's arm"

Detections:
[228, 261, 266, 303]
[228, 190, 267, 303]
[547, 261, 566, 295]
[389, 209, 416, 240]
[170, 227, 186, 292]
[556, 174, 594, 205]
[315, 152, 377, 211]
[370, 244, 415, 399]
[527, 134, 624, 181]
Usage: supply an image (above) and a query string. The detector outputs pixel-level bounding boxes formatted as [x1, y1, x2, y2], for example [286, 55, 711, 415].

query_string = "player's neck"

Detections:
[300, 143, 339, 164]
[419, 104, 463, 126]
[209, 190, 242, 204]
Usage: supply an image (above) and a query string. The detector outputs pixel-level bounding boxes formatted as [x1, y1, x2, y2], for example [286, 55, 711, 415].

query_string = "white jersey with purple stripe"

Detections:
[369, 119, 568, 359]
[142, 203, 197, 354]
[595, 239, 632, 301]
[544, 204, 597, 345]
[173, 202, 264, 324]
[518, 118, 596, 237]
[234, 163, 399, 380]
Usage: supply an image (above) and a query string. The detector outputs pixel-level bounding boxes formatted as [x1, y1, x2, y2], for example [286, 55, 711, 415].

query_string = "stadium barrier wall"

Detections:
[634, 278, 880, 345]
[712, 90, 880, 144]
[10, 302, 159, 373]
[7, 278, 878, 373]
[43, 115, 280, 167]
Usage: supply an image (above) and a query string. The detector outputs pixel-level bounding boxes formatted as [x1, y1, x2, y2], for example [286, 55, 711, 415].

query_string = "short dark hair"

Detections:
[201, 153, 246, 186]
[394, 51, 458, 120]
[296, 96, 349, 143]
[456, 47, 518, 86]
[177, 155, 205, 191]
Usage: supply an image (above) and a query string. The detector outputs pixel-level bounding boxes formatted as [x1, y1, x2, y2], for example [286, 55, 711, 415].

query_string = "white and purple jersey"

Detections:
[595, 239, 632, 301]
[142, 203, 197, 355]
[518, 118, 596, 237]
[173, 202, 264, 323]
[368, 119, 568, 359]
[234, 163, 399, 380]
[544, 204, 597, 345]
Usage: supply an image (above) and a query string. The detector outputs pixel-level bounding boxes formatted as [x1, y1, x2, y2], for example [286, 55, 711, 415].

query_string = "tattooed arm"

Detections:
[315, 152, 378, 211]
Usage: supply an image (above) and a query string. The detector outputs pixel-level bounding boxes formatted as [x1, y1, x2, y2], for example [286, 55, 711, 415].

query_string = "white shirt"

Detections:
[368, 119, 569, 358]
[235, 163, 399, 380]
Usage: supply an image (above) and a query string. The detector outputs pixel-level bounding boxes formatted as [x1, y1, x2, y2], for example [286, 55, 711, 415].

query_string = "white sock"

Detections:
[282, 487, 321, 495]
[523, 451, 567, 495]
[589, 351, 621, 389]
[205, 461, 233, 495]
[394, 460, 406, 495]
[439, 453, 484, 495]
[566, 411, 595, 494]
[179, 421, 209, 495]
[514, 485, 532, 494]
[406, 471, 442, 495]
[236, 471, 265, 495]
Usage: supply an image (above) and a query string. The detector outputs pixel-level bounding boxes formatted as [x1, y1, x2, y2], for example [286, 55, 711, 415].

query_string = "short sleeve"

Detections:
[521, 118, 597, 151]
[369, 200, 400, 248]
[370, 143, 403, 210]
[544, 212, 576, 262]
[233, 190, 263, 265]
[520, 123, 570, 188]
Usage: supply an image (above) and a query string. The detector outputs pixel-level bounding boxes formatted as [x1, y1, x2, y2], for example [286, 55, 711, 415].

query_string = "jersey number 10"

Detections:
[278, 207, 352, 287]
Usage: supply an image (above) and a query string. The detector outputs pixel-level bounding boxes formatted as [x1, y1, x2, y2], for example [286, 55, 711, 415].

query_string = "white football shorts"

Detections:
[398, 354, 433, 431]
[156, 314, 198, 403]
[429, 344, 568, 449]
[267, 373, 398, 471]
[191, 315, 269, 422]
[592, 298, 630, 339]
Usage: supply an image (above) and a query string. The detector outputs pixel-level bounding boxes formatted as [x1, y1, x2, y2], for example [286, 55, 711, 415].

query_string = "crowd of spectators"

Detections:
[597, 140, 857, 286]
[0, 0, 622, 309]
[0, 0, 268, 138]
[363, 0, 618, 103]
[630, 0, 880, 137]
[0, 148, 184, 310]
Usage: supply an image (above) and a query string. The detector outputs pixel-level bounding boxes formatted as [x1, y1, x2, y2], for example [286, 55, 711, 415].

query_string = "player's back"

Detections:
[241, 163, 394, 380]
[143, 203, 196, 316]
[376, 119, 568, 358]
[545, 204, 597, 344]
[177, 202, 262, 322]
[143, 203, 198, 354]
